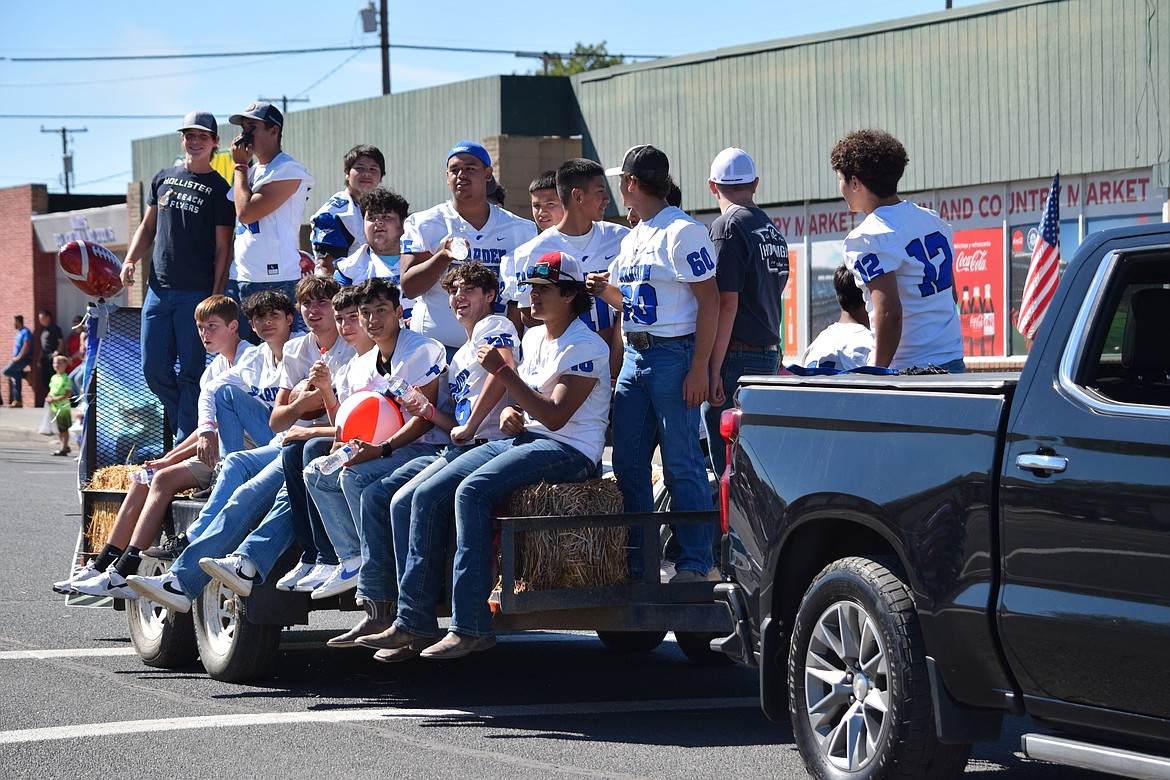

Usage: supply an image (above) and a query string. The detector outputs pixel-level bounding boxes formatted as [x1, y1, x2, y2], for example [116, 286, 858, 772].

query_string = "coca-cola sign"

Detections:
[955, 246, 989, 273]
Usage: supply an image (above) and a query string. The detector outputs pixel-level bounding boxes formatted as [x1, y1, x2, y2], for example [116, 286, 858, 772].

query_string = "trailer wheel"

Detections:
[596, 630, 667, 652]
[193, 580, 281, 683]
[674, 631, 734, 666]
[126, 558, 198, 668]
[788, 556, 971, 779]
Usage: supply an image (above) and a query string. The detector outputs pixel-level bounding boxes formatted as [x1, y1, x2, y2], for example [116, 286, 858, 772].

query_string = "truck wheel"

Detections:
[596, 630, 666, 652]
[193, 580, 281, 683]
[126, 558, 198, 668]
[788, 556, 971, 779]
[674, 631, 734, 666]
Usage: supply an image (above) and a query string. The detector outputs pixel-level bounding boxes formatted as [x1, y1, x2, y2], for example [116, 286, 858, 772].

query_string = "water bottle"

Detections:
[130, 467, 154, 485]
[384, 377, 425, 408]
[317, 444, 355, 476]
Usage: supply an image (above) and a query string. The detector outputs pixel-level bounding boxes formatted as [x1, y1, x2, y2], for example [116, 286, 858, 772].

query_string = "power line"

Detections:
[10, 42, 663, 63]
[1, 114, 179, 120]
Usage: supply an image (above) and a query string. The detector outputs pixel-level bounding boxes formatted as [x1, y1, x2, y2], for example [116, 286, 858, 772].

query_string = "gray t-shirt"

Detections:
[708, 204, 789, 348]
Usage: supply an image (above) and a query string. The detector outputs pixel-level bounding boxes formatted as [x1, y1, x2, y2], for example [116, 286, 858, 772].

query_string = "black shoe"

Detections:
[190, 485, 213, 500]
[52, 447, 70, 456]
[142, 533, 188, 562]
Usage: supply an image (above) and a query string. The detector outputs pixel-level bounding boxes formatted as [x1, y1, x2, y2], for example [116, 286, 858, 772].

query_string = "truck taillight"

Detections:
[719, 409, 741, 534]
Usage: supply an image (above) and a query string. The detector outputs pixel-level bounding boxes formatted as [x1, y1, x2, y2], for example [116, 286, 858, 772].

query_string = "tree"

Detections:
[529, 42, 625, 76]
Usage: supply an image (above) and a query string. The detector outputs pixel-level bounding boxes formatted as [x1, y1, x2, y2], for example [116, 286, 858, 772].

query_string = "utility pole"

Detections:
[360, 1, 390, 95]
[41, 125, 87, 194]
[258, 94, 310, 116]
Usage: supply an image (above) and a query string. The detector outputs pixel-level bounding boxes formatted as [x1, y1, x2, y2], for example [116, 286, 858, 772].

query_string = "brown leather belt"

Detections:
[727, 338, 779, 353]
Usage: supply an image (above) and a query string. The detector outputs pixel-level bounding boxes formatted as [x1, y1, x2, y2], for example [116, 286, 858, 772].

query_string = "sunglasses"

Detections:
[528, 262, 569, 283]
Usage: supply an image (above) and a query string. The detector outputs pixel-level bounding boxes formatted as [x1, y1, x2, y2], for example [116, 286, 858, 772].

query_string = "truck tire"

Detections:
[674, 631, 734, 666]
[788, 556, 971, 779]
[126, 558, 198, 668]
[596, 630, 666, 652]
[193, 580, 281, 683]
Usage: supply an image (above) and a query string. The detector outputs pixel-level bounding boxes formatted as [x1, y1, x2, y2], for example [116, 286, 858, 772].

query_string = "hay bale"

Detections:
[83, 464, 137, 492]
[508, 479, 627, 591]
[85, 500, 123, 553]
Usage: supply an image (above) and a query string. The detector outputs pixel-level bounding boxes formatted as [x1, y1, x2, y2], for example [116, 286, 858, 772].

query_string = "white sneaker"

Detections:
[53, 560, 100, 594]
[125, 571, 191, 613]
[199, 555, 260, 598]
[72, 569, 138, 600]
[310, 556, 362, 600]
[275, 562, 315, 591]
[292, 563, 334, 593]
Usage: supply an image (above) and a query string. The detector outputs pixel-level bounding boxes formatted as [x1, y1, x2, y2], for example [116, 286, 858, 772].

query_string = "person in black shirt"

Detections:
[36, 310, 64, 400]
[121, 111, 234, 441]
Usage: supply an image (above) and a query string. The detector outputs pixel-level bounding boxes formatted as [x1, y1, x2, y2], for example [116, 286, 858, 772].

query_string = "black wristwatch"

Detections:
[380, 441, 394, 459]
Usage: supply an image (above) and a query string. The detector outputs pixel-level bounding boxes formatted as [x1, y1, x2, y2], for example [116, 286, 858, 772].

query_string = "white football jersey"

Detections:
[506, 222, 628, 333]
[309, 189, 363, 256]
[400, 201, 537, 347]
[345, 328, 448, 445]
[801, 322, 875, 371]
[230, 152, 315, 282]
[516, 318, 610, 464]
[277, 333, 357, 426]
[844, 201, 963, 370]
[447, 315, 518, 441]
[196, 341, 281, 433]
[607, 206, 716, 337]
[334, 245, 416, 319]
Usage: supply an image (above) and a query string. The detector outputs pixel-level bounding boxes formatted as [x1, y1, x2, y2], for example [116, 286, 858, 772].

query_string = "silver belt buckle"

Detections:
[628, 331, 651, 350]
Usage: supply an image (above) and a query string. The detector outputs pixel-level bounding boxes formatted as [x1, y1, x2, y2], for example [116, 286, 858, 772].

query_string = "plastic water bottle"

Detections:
[317, 444, 355, 476]
[130, 467, 154, 485]
[384, 377, 425, 408]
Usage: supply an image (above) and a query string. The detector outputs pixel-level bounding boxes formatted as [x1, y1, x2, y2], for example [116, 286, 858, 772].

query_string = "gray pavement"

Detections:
[0, 404, 57, 444]
[0, 436, 1112, 779]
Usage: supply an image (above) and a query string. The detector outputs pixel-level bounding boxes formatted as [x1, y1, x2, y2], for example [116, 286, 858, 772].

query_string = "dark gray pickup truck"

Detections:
[714, 223, 1170, 779]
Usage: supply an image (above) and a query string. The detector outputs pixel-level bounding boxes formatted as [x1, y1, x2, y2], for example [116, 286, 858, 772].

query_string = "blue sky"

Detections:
[2, 0, 980, 195]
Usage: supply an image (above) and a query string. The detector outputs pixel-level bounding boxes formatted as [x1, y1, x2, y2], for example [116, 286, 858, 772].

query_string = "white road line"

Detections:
[0, 697, 757, 745]
[0, 648, 138, 660]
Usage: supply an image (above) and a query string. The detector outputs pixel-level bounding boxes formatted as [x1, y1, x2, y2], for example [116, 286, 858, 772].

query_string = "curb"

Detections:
[0, 427, 55, 444]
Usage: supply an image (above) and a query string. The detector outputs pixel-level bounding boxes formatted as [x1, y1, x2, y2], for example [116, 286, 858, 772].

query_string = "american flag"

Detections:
[1017, 173, 1061, 341]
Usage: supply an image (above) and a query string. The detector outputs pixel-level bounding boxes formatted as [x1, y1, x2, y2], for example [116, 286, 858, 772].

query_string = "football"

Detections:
[289, 378, 327, 420]
[57, 240, 124, 299]
[299, 250, 315, 277]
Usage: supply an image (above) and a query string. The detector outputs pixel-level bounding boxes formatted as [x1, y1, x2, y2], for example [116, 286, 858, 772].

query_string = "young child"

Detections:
[54, 295, 251, 597]
[831, 129, 964, 372]
[46, 355, 73, 456]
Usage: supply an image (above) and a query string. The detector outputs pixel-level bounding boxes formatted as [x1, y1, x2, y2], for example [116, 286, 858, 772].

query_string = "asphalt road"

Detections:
[0, 439, 1112, 779]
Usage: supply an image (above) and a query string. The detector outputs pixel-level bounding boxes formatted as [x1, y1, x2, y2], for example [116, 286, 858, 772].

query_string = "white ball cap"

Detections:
[709, 147, 757, 185]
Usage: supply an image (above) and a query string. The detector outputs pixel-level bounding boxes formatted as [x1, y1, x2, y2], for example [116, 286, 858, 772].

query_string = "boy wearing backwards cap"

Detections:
[399, 141, 536, 355]
[703, 147, 789, 476]
[588, 145, 721, 583]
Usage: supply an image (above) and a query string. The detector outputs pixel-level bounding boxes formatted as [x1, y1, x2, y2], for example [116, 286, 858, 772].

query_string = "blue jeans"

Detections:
[701, 347, 780, 476]
[306, 443, 438, 561]
[235, 485, 294, 581]
[227, 279, 303, 342]
[214, 384, 274, 457]
[396, 434, 595, 638]
[612, 338, 713, 578]
[184, 444, 279, 541]
[285, 437, 337, 566]
[170, 452, 285, 598]
[4, 358, 30, 404]
[141, 286, 209, 440]
[356, 452, 442, 602]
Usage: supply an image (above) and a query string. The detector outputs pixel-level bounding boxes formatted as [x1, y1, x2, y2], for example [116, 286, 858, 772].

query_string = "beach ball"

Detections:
[336, 391, 403, 444]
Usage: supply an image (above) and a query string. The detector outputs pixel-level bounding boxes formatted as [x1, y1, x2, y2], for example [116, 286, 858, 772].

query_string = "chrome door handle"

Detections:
[1015, 453, 1068, 473]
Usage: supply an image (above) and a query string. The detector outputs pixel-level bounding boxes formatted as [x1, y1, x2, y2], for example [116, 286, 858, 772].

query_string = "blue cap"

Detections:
[447, 141, 491, 167]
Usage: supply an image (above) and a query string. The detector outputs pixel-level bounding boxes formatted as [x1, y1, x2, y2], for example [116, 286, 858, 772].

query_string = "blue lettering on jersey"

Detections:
[855, 253, 882, 283]
[619, 284, 659, 325]
[236, 220, 260, 236]
[425, 363, 442, 378]
[569, 361, 594, 373]
[617, 264, 653, 283]
[904, 232, 955, 297]
[327, 195, 348, 209]
[483, 333, 514, 348]
[685, 247, 715, 276]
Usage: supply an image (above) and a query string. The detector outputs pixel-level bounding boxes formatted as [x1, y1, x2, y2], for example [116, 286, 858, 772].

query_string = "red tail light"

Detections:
[718, 409, 741, 534]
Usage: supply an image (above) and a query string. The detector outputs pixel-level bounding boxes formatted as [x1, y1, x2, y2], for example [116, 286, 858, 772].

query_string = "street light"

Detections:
[361, 1, 390, 95]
